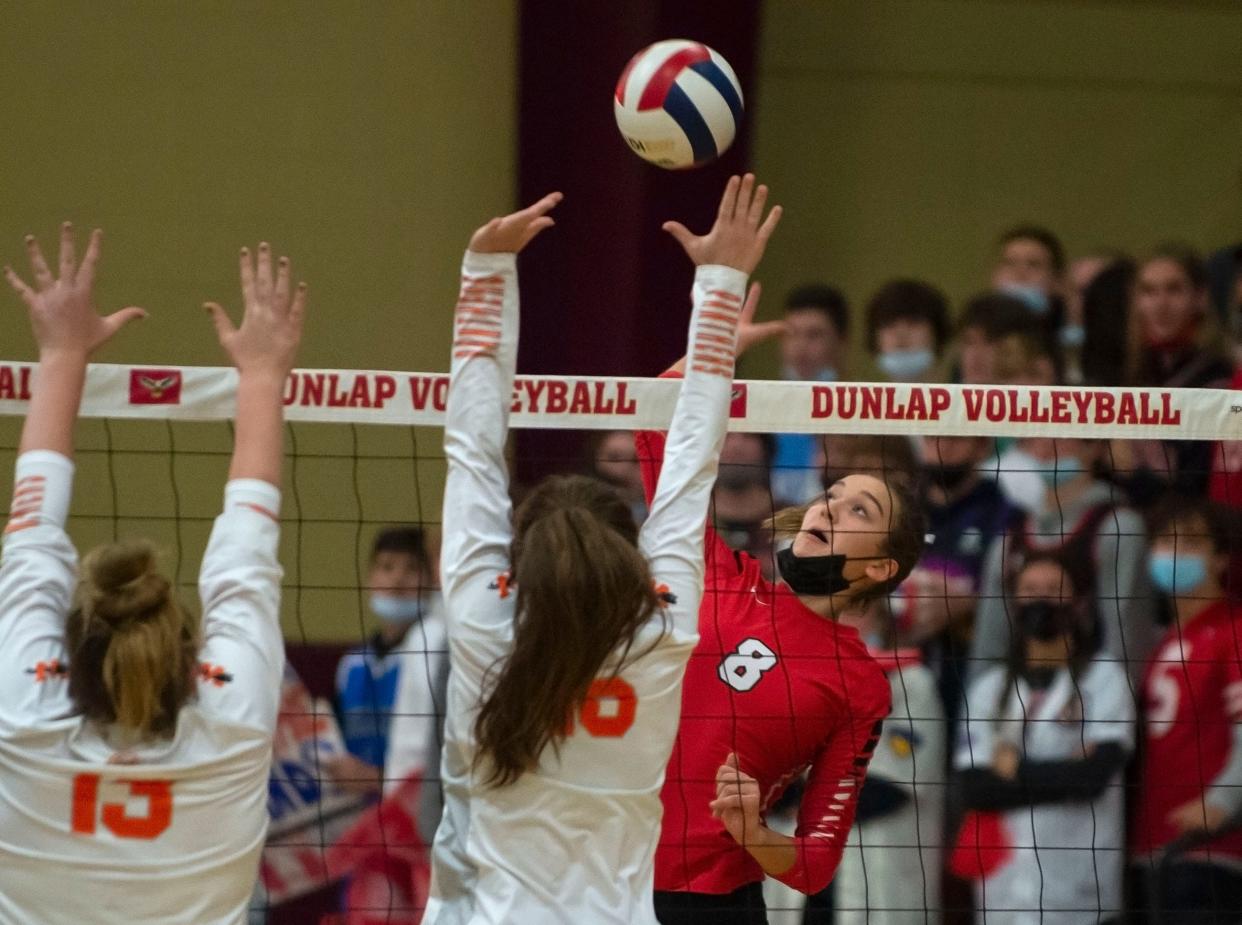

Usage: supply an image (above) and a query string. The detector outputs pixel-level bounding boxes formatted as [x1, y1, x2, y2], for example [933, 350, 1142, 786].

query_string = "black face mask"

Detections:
[776, 546, 854, 597]
[1016, 600, 1073, 642]
[926, 462, 974, 494]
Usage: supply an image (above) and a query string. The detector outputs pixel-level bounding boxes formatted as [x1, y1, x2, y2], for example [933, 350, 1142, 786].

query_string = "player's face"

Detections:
[993, 238, 1058, 293]
[1135, 258, 1203, 345]
[369, 550, 426, 598]
[795, 474, 894, 566]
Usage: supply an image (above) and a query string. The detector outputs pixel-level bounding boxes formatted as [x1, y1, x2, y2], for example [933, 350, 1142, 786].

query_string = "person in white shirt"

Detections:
[423, 176, 783, 925]
[0, 225, 305, 925]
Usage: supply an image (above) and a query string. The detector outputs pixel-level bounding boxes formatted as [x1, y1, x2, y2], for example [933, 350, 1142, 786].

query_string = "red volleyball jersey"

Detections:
[638, 425, 891, 895]
[1132, 599, 1242, 862]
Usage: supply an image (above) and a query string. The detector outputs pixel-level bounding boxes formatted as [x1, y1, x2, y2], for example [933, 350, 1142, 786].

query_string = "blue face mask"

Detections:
[1059, 323, 1086, 348]
[1037, 455, 1086, 488]
[369, 593, 426, 625]
[877, 348, 934, 381]
[1148, 553, 1209, 595]
[782, 364, 838, 383]
[1000, 283, 1051, 315]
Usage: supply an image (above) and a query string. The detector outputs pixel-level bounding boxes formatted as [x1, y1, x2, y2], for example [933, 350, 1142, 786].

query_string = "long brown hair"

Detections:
[473, 475, 660, 787]
[66, 540, 198, 738]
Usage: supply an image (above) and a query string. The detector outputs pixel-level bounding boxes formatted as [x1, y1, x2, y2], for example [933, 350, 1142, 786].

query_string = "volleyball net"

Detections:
[2, 359, 1240, 923]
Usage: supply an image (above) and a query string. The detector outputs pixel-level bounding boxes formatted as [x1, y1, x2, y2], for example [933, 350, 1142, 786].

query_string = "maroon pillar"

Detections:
[515, 0, 762, 484]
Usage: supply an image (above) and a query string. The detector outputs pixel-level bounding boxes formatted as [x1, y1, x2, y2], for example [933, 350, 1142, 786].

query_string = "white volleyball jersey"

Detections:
[0, 451, 285, 925]
[424, 252, 744, 925]
[955, 658, 1135, 925]
[835, 652, 946, 925]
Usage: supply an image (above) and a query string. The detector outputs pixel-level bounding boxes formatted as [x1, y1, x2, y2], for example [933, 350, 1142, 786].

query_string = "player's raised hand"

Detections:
[735, 282, 786, 358]
[662, 174, 782, 275]
[206, 243, 306, 378]
[469, 192, 563, 255]
[709, 752, 764, 846]
[4, 223, 146, 357]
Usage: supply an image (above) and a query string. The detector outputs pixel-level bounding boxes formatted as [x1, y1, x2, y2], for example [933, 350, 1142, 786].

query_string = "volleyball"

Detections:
[613, 40, 744, 169]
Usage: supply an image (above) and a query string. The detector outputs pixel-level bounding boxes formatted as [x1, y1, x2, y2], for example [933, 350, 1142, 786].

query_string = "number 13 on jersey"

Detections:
[71, 774, 173, 839]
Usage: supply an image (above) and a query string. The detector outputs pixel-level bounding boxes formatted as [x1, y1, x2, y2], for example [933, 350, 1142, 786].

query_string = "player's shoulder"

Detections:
[845, 649, 893, 716]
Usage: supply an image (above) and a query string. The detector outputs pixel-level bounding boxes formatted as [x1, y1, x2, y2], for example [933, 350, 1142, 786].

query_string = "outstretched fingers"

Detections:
[274, 256, 291, 314]
[745, 183, 769, 227]
[290, 281, 308, 324]
[76, 229, 103, 293]
[732, 174, 755, 223]
[204, 301, 237, 342]
[58, 222, 77, 284]
[26, 235, 54, 291]
[99, 306, 147, 340]
[756, 204, 783, 245]
[4, 265, 35, 307]
[716, 174, 741, 222]
[239, 247, 256, 309]
[255, 242, 273, 306]
[520, 191, 564, 220]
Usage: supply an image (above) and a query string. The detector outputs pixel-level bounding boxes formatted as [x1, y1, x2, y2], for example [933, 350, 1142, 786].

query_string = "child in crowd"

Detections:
[331, 527, 444, 798]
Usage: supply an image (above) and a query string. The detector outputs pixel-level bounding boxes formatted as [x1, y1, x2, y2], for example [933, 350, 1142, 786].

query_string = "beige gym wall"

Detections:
[0, 1, 517, 641]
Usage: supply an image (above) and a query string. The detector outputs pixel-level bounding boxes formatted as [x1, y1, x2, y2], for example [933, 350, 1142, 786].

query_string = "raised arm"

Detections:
[439, 194, 560, 602]
[639, 175, 782, 638]
[196, 245, 306, 733]
[5, 225, 146, 457]
[1, 225, 143, 724]
[205, 243, 306, 487]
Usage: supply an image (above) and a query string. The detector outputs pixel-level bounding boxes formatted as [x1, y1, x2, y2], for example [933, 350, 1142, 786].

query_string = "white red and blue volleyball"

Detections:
[614, 40, 744, 170]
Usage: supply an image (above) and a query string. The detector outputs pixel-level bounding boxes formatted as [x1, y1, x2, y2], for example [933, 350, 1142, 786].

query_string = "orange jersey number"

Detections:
[566, 677, 638, 738]
[71, 774, 173, 839]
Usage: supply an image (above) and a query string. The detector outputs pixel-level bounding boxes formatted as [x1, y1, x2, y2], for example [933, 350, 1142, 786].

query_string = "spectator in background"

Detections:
[1062, 251, 1120, 384]
[953, 553, 1134, 924]
[833, 599, 946, 925]
[954, 292, 1040, 385]
[1132, 497, 1242, 922]
[1080, 257, 1137, 387]
[331, 527, 442, 797]
[773, 284, 850, 502]
[983, 321, 1063, 513]
[972, 436, 1155, 683]
[1205, 241, 1242, 340]
[991, 224, 1066, 323]
[713, 432, 779, 577]
[866, 279, 951, 383]
[780, 283, 850, 383]
[588, 430, 648, 524]
[901, 435, 1019, 720]
[1115, 246, 1233, 507]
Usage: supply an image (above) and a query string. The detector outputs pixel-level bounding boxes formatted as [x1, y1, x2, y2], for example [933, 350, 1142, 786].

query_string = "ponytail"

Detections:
[474, 476, 660, 787]
[67, 541, 197, 738]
